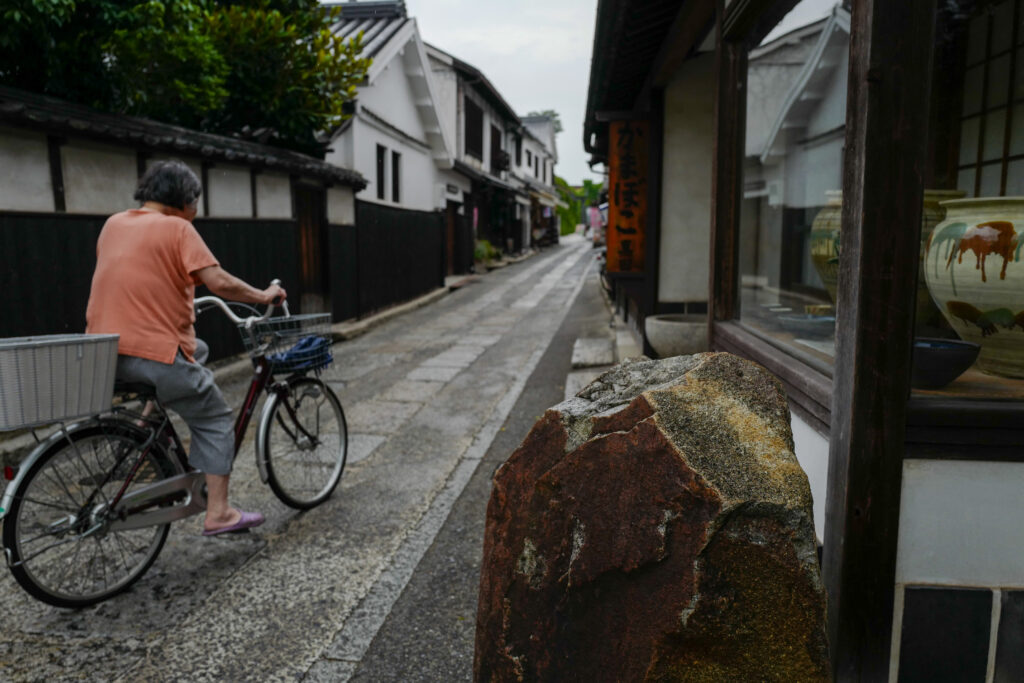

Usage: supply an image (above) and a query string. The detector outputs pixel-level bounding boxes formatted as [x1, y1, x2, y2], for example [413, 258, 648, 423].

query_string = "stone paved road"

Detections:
[0, 235, 596, 682]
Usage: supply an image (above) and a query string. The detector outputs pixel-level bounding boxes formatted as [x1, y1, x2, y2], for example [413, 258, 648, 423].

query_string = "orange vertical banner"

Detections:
[606, 120, 648, 273]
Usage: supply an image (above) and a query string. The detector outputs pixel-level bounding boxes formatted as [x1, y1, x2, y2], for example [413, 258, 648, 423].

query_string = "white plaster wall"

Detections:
[896, 459, 1024, 587]
[362, 51, 428, 141]
[790, 411, 829, 542]
[327, 186, 355, 225]
[207, 165, 252, 217]
[438, 168, 470, 206]
[746, 35, 818, 156]
[62, 142, 137, 214]
[0, 126, 53, 212]
[784, 136, 843, 209]
[255, 173, 292, 219]
[146, 156, 206, 217]
[350, 120, 438, 211]
[524, 119, 557, 161]
[805, 48, 849, 139]
[429, 58, 459, 148]
[658, 53, 714, 303]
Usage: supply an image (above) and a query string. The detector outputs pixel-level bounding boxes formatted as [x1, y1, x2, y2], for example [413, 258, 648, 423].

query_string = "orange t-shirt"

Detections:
[86, 209, 219, 364]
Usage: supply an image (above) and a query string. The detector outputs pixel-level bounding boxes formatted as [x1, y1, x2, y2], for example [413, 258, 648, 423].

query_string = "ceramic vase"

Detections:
[808, 191, 843, 304]
[810, 189, 964, 323]
[923, 196, 1024, 378]
[917, 190, 966, 328]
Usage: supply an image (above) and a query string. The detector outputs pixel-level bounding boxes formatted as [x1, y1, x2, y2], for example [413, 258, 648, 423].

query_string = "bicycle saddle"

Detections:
[113, 381, 157, 398]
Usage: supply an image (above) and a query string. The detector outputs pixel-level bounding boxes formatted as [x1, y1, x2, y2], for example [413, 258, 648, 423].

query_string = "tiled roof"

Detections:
[326, 1, 409, 59]
[0, 86, 366, 189]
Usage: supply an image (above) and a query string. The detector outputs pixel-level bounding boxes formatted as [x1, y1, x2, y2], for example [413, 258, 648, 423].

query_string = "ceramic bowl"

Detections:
[644, 314, 708, 358]
[777, 314, 836, 339]
[911, 337, 981, 389]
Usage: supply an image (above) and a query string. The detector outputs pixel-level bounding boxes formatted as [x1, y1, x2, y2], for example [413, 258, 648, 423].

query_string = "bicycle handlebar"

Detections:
[194, 279, 289, 328]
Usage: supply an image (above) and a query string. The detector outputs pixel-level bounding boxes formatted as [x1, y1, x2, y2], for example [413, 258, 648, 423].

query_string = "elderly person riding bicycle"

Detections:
[86, 160, 284, 536]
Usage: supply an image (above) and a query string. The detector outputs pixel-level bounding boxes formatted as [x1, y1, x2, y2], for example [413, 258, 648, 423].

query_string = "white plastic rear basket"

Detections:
[0, 334, 119, 431]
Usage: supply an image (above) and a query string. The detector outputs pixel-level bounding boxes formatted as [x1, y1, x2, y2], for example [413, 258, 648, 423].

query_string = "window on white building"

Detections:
[392, 150, 401, 203]
[376, 144, 386, 200]
[465, 98, 483, 160]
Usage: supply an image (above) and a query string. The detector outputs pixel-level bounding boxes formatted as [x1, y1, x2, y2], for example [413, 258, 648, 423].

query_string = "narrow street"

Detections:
[0, 235, 607, 682]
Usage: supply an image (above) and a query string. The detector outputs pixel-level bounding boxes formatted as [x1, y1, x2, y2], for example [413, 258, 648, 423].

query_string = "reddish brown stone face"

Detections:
[474, 354, 829, 682]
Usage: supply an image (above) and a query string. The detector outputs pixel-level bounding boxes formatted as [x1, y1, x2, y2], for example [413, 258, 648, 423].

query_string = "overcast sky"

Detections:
[396, 0, 837, 184]
[403, 0, 601, 185]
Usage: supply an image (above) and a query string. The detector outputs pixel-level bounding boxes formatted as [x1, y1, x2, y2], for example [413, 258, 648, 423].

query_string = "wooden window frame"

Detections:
[490, 124, 503, 175]
[376, 144, 387, 201]
[391, 150, 401, 203]
[957, 0, 1024, 195]
[707, 0, 995, 678]
[465, 98, 484, 161]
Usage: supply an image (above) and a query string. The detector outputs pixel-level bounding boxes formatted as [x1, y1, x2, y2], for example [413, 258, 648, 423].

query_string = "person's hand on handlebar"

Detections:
[195, 265, 285, 307]
[262, 282, 286, 306]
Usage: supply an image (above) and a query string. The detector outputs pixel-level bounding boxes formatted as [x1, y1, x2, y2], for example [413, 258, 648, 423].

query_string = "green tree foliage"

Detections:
[553, 176, 604, 236]
[203, 1, 370, 151]
[526, 109, 563, 134]
[554, 175, 581, 235]
[0, 0, 370, 154]
[105, 2, 229, 129]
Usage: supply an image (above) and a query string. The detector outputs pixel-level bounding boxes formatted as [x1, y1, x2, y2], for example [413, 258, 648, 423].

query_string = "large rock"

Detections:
[475, 353, 829, 682]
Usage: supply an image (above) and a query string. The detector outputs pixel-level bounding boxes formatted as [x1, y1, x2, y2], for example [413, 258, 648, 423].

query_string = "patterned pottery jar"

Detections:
[810, 189, 964, 320]
[917, 190, 966, 328]
[923, 196, 1024, 378]
[809, 191, 843, 304]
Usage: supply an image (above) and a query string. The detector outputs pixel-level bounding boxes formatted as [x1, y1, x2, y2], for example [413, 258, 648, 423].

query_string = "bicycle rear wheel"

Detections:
[2, 421, 179, 608]
[259, 376, 347, 509]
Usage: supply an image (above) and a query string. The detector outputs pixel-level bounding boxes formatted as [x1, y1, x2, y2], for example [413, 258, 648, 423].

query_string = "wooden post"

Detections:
[823, 0, 936, 679]
[708, 3, 746, 335]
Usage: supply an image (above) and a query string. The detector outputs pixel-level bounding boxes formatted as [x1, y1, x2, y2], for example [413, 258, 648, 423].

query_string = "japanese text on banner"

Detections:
[607, 120, 648, 273]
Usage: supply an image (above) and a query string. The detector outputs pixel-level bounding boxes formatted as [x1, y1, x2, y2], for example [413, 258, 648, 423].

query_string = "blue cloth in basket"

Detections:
[269, 335, 332, 371]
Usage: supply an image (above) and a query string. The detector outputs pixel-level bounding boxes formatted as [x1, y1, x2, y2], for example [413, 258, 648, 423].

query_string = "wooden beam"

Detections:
[46, 136, 66, 213]
[823, 0, 937, 679]
[650, 0, 717, 88]
[708, 2, 746, 337]
[642, 87, 665, 358]
[723, 0, 796, 47]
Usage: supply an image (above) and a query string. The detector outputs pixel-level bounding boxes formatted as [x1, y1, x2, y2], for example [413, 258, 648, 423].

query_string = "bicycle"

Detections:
[0, 285, 347, 608]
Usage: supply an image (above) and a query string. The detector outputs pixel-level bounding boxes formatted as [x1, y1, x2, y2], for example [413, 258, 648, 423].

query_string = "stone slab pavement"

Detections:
[0, 234, 605, 682]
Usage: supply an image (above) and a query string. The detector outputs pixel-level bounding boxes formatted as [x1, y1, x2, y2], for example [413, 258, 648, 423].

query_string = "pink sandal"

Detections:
[202, 510, 265, 536]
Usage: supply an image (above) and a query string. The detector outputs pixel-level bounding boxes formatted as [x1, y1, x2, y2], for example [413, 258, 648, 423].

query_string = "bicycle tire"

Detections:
[259, 376, 347, 509]
[2, 420, 180, 608]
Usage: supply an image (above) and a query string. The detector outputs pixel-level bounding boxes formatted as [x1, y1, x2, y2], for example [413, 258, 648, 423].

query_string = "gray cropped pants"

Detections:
[115, 340, 235, 475]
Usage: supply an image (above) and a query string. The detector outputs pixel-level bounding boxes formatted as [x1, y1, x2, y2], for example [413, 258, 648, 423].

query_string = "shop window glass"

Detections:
[736, 0, 847, 370]
[914, 0, 1024, 398]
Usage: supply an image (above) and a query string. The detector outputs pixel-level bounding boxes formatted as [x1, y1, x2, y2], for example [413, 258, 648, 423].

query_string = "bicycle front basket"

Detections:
[239, 314, 333, 374]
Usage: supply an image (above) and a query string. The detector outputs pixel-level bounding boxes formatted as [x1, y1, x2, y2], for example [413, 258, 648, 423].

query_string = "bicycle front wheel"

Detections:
[2, 421, 179, 608]
[259, 376, 347, 509]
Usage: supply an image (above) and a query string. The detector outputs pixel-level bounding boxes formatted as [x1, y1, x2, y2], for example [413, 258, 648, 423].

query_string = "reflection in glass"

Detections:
[737, 0, 848, 366]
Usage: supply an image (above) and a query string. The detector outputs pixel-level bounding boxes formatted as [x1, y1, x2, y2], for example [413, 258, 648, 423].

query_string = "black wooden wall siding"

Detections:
[2, 208, 446, 364]
[193, 218, 302, 362]
[0, 213, 104, 337]
[354, 200, 445, 318]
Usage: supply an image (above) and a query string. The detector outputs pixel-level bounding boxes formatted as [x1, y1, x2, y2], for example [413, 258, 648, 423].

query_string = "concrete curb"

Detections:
[332, 286, 449, 341]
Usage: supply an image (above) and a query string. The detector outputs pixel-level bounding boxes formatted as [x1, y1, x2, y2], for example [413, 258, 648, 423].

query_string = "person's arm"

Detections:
[194, 265, 286, 305]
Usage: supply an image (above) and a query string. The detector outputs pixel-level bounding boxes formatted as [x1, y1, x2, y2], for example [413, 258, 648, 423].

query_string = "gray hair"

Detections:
[134, 160, 202, 210]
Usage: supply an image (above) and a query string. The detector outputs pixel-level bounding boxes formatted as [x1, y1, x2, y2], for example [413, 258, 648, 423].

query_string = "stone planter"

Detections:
[644, 314, 708, 358]
[923, 196, 1024, 378]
